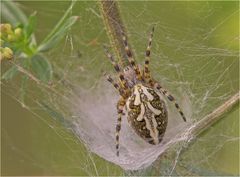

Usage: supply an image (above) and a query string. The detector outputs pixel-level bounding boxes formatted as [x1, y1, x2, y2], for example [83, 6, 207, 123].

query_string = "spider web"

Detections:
[1, 1, 239, 176]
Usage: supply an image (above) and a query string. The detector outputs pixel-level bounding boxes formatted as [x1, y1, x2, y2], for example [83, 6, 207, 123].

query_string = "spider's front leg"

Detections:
[144, 26, 155, 83]
[121, 31, 142, 81]
[116, 97, 126, 156]
[104, 46, 129, 90]
[154, 82, 186, 122]
[106, 75, 124, 95]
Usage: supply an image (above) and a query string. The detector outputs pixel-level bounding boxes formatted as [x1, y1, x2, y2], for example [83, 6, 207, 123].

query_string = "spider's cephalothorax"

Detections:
[104, 26, 186, 156]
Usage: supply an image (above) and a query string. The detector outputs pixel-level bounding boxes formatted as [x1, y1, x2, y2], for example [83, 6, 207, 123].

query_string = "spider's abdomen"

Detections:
[126, 84, 168, 145]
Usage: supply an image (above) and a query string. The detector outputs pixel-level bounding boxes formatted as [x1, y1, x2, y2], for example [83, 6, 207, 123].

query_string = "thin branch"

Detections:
[190, 91, 239, 137]
[98, 0, 129, 67]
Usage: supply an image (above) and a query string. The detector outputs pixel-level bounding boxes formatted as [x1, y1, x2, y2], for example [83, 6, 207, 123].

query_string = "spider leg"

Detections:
[154, 82, 186, 122]
[121, 31, 142, 81]
[116, 97, 126, 156]
[106, 75, 125, 96]
[103, 45, 122, 73]
[106, 75, 126, 156]
[144, 26, 155, 82]
[104, 46, 129, 90]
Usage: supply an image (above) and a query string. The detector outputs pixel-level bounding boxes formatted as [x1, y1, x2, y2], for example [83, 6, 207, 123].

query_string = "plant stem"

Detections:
[98, 0, 129, 67]
[190, 91, 239, 137]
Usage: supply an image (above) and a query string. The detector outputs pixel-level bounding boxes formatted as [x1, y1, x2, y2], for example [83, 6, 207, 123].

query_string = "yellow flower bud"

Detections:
[0, 23, 13, 34]
[3, 47, 13, 60]
[14, 28, 22, 39]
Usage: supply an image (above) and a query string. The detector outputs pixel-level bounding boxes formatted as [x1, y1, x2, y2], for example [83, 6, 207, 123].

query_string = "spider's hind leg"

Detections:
[116, 97, 126, 156]
[154, 82, 186, 122]
[105, 75, 127, 156]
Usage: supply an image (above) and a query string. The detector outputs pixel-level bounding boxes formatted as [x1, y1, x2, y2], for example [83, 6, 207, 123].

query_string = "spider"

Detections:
[104, 26, 186, 157]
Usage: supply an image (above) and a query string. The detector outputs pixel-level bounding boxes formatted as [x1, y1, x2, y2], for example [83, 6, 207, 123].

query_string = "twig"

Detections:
[98, 0, 130, 67]
[190, 91, 239, 137]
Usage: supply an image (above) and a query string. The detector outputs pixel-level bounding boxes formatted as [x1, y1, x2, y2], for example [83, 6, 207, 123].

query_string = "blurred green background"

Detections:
[1, 1, 239, 176]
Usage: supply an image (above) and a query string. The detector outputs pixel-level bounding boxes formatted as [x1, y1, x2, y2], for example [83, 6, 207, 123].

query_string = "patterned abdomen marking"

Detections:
[126, 84, 168, 144]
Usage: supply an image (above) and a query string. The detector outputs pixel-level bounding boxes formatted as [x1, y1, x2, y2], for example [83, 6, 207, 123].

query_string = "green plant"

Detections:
[1, 0, 78, 103]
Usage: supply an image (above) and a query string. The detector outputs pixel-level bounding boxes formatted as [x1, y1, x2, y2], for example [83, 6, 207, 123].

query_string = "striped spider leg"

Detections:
[143, 25, 155, 83]
[104, 46, 129, 156]
[121, 30, 142, 81]
[141, 27, 186, 122]
[103, 45, 129, 90]
[153, 82, 187, 122]
[106, 75, 128, 156]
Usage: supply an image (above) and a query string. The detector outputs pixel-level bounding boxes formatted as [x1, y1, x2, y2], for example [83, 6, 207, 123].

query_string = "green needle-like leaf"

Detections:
[37, 16, 79, 52]
[25, 12, 37, 39]
[38, 1, 77, 52]
[31, 54, 53, 83]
